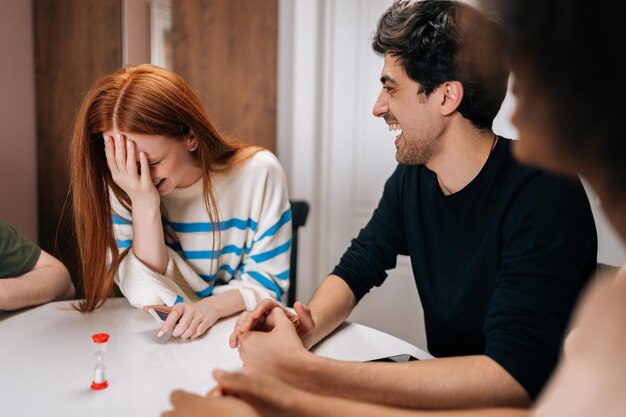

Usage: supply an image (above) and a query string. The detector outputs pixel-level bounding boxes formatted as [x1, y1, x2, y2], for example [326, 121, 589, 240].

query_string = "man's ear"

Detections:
[439, 81, 464, 116]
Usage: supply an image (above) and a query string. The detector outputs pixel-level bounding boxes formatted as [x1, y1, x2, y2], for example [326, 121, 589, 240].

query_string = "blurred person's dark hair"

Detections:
[372, 0, 509, 130]
[484, 0, 626, 199]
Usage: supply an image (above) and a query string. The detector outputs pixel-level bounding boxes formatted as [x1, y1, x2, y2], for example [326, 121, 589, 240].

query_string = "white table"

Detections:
[0, 298, 432, 416]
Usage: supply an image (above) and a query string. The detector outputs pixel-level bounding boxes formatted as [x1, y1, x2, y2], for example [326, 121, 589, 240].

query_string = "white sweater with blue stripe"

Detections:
[111, 150, 291, 311]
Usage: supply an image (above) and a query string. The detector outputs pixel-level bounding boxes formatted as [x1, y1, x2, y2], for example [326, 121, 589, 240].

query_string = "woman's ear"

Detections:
[439, 81, 464, 116]
[188, 128, 198, 152]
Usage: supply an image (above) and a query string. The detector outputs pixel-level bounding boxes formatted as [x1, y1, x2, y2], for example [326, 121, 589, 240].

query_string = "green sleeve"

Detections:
[0, 219, 41, 278]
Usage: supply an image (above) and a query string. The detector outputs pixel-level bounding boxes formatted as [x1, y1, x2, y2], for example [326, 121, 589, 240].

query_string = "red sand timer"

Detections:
[91, 333, 110, 390]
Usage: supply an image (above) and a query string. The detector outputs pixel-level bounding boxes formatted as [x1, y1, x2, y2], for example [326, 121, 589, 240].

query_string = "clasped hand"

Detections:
[229, 299, 316, 350]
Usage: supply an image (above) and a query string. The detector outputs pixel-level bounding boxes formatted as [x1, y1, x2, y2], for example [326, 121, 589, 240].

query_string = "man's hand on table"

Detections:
[213, 369, 315, 417]
[163, 369, 317, 417]
[229, 299, 317, 350]
[233, 307, 313, 383]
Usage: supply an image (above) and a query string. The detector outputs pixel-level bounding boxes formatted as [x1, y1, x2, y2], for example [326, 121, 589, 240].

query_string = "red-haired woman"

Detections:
[70, 64, 291, 339]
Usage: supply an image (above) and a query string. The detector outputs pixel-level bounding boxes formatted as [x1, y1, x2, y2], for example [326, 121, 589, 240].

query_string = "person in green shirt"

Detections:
[0, 219, 74, 311]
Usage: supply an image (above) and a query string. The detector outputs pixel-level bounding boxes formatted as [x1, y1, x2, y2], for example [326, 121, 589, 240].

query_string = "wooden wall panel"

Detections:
[34, 0, 122, 292]
[173, 0, 278, 152]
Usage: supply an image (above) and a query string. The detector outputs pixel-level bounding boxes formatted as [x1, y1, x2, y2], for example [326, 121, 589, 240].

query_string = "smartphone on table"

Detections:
[367, 354, 420, 363]
[147, 308, 173, 324]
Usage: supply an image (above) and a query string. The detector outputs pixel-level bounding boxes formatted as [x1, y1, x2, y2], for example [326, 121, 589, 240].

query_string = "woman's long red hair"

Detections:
[71, 64, 257, 312]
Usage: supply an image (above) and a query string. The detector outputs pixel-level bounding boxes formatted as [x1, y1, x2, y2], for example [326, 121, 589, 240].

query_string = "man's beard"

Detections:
[396, 132, 436, 165]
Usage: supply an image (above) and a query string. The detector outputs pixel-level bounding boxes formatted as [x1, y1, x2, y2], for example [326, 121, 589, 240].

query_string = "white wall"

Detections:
[278, 0, 428, 348]
[277, 0, 325, 302]
[277, 0, 626, 350]
[0, 0, 38, 242]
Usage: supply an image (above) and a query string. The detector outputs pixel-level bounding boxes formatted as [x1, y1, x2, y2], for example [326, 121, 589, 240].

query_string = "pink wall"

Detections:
[0, 0, 38, 242]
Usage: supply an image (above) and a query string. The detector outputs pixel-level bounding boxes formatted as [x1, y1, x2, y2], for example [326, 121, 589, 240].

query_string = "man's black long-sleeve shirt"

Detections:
[332, 138, 597, 399]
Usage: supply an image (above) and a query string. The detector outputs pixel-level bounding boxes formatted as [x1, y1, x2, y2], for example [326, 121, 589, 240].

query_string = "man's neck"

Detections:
[426, 120, 497, 196]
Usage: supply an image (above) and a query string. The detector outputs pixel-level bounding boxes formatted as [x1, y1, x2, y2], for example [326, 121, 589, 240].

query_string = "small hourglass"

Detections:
[91, 333, 110, 390]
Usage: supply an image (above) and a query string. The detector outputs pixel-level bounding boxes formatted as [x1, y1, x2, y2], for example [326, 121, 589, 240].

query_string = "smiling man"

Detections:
[229, 0, 597, 410]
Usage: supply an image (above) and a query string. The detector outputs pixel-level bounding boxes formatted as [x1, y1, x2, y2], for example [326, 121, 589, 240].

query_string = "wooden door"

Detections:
[34, 0, 122, 294]
[173, 0, 278, 152]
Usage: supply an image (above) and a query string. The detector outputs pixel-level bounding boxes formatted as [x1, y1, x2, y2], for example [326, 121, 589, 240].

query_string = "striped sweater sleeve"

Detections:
[213, 153, 292, 310]
[110, 193, 192, 307]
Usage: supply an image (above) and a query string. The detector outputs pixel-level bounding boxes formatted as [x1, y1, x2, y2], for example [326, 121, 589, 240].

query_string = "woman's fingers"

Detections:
[172, 306, 194, 338]
[160, 305, 184, 337]
[114, 133, 127, 171]
[156, 302, 218, 339]
[182, 314, 202, 339]
[193, 320, 212, 339]
[125, 139, 138, 178]
[102, 132, 157, 199]
[138, 150, 152, 186]
[103, 135, 119, 176]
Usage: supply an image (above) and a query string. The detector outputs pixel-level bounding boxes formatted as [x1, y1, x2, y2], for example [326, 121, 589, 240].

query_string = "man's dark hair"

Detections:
[489, 0, 626, 198]
[372, 0, 509, 130]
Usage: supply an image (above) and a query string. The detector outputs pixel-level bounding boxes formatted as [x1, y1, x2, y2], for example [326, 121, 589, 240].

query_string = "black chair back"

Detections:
[288, 201, 310, 307]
